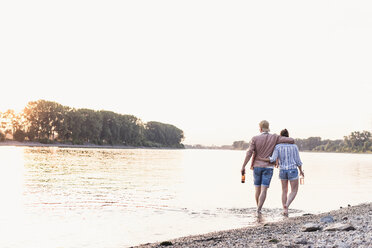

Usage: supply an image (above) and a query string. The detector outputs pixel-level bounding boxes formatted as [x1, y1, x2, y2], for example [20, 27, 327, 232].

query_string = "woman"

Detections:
[258, 129, 304, 215]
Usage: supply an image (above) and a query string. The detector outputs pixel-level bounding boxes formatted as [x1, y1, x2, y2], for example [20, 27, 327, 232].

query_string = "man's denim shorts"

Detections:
[279, 169, 299, 181]
[253, 167, 274, 187]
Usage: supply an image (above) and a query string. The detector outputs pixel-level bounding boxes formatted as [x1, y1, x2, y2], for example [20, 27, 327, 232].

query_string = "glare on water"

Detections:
[0, 147, 371, 247]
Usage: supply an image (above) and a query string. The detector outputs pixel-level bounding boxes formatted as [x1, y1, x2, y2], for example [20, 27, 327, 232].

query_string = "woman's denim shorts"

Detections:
[279, 168, 299, 181]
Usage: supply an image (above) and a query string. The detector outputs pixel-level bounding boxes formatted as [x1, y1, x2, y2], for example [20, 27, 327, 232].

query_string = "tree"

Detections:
[23, 100, 66, 141]
[145, 121, 184, 147]
[118, 115, 144, 146]
[77, 109, 103, 143]
[344, 131, 372, 152]
[13, 129, 26, 142]
[295, 137, 322, 151]
[0, 131, 5, 141]
[232, 140, 250, 150]
[0, 109, 16, 138]
[100, 111, 119, 145]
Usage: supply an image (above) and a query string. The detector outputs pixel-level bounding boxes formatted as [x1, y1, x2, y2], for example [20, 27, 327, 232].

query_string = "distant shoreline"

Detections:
[135, 203, 372, 248]
[1, 141, 371, 154]
[185, 147, 372, 154]
[0, 140, 183, 150]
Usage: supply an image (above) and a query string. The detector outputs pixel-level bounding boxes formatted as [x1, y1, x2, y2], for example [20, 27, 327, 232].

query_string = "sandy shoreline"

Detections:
[134, 203, 372, 248]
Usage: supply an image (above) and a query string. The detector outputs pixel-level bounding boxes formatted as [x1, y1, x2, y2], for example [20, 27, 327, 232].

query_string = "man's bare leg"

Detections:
[286, 179, 299, 210]
[257, 186, 268, 213]
[255, 186, 261, 207]
[281, 180, 289, 215]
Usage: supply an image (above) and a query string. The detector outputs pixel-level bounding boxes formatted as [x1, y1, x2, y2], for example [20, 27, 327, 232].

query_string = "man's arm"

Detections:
[241, 138, 255, 175]
[276, 135, 295, 144]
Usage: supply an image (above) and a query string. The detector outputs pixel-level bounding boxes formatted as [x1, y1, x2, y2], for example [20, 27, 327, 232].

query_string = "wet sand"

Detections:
[134, 203, 372, 248]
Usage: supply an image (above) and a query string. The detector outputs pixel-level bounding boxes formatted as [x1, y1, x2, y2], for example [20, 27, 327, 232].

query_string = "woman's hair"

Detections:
[280, 129, 289, 137]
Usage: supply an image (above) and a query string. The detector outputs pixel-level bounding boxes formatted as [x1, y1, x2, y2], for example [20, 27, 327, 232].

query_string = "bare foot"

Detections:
[282, 206, 288, 216]
[257, 208, 262, 214]
[255, 210, 263, 223]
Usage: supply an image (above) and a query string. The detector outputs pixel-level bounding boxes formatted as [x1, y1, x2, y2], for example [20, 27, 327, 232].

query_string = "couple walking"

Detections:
[241, 120, 304, 215]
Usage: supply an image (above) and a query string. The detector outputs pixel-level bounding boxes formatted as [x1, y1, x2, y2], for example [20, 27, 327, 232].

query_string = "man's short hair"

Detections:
[259, 120, 270, 132]
[280, 129, 289, 137]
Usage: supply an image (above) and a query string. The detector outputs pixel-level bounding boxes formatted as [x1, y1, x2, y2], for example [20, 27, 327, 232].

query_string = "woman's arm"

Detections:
[298, 165, 304, 177]
[294, 145, 304, 176]
[256, 145, 280, 164]
[270, 146, 279, 163]
[294, 145, 303, 166]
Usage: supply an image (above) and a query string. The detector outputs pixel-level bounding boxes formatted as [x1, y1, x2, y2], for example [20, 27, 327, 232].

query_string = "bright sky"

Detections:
[1, 1, 372, 145]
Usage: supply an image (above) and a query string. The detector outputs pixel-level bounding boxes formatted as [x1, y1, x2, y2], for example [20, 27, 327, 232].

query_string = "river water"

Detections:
[0, 147, 371, 247]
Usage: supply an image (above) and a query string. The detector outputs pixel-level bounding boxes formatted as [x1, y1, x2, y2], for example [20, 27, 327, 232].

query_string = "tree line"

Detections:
[232, 131, 372, 153]
[0, 100, 184, 148]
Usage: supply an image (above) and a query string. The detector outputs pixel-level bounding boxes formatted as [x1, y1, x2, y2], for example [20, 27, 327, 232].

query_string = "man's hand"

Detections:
[300, 171, 305, 177]
[241, 167, 245, 175]
[250, 165, 254, 170]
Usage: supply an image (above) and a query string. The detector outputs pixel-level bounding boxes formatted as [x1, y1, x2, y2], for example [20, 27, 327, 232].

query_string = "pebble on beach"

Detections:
[320, 215, 335, 223]
[302, 223, 322, 232]
[324, 223, 356, 232]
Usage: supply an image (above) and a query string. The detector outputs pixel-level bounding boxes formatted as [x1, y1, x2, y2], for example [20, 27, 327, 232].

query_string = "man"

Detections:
[241, 120, 294, 213]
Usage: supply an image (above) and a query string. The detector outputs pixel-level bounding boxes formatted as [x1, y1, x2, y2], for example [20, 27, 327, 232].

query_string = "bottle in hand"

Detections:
[241, 174, 245, 183]
[300, 175, 304, 185]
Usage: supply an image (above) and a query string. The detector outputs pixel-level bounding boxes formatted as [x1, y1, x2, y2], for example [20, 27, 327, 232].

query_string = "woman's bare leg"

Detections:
[281, 180, 288, 215]
[286, 179, 299, 209]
